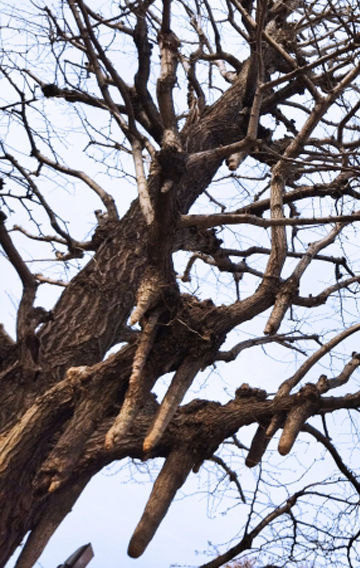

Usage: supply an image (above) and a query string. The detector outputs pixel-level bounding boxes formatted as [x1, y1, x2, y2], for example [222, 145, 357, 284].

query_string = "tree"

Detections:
[1, 0, 360, 566]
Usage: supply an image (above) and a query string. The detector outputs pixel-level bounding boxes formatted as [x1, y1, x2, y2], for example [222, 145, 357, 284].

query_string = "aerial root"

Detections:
[246, 384, 320, 464]
[105, 311, 160, 449]
[143, 357, 200, 454]
[245, 419, 273, 468]
[128, 449, 194, 558]
[278, 384, 319, 455]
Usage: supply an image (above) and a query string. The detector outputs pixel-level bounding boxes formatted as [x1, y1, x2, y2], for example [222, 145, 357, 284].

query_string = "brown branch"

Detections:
[14, 474, 91, 568]
[263, 325, 360, 451]
[199, 51, 243, 73]
[156, 1, 181, 147]
[2, 151, 82, 249]
[27, 68, 159, 142]
[133, 15, 163, 138]
[230, 0, 320, 99]
[316, 353, 360, 394]
[245, 419, 273, 468]
[12, 225, 74, 247]
[210, 454, 246, 503]
[0, 211, 37, 343]
[28, 148, 118, 221]
[234, 173, 356, 216]
[264, 221, 345, 335]
[301, 424, 360, 495]
[180, 251, 263, 282]
[294, 275, 360, 307]
[181, 211, 360, 230]
[85, 5, 134, 35]
[222, 245, 356, 275]
[277, 324, 360, 398]
[79, 385, 360, 474]
[72, 0, 135, 131]
[0, 212, 36, 295]
[34, 274, 68, 287]
[199, 490, 304, 568]
[186, 136, 257, 167]
[68, 2, 158, 225]
[105, 311, 160, 450]
[246, 0, 266, 141]
[216, 334, 320, 362]
[278, 384, 320, 456]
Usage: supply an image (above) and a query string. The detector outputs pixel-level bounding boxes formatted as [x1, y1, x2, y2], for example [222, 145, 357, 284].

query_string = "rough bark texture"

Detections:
[1, 1, 360, 566]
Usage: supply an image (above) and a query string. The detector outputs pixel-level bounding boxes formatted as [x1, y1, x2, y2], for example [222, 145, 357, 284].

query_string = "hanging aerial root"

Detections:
[14, 474, 90, 568]
[105, 311, 160, 449]
[245, 419, 273, 468]
[128, 449, 194, 558]
[278, 384, 319, 456]
[143, 357, 200, 454]
[231, 384, 270, 467]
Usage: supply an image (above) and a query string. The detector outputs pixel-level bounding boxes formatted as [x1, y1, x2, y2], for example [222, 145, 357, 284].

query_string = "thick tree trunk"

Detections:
[0, 67, 262, 564]
[0, 9, 321, 561]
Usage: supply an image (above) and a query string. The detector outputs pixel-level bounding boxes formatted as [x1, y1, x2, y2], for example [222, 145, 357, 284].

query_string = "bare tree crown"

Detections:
[0, 0, 360, 566]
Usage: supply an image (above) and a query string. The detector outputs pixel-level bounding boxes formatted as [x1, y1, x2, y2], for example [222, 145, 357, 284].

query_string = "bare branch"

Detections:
[302, 424, 360, 495]
[277, 323, 360, 397]
[181, 211, 360, 229]
[199, 489, 305, 568]
[264, 220, 346, 335]
[0, 211, 37, 342]
[34, 274, 68, 287]
[14, 475, 91, 568]
[216, 333, 320, 362]
[210, 454, 246, 502]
